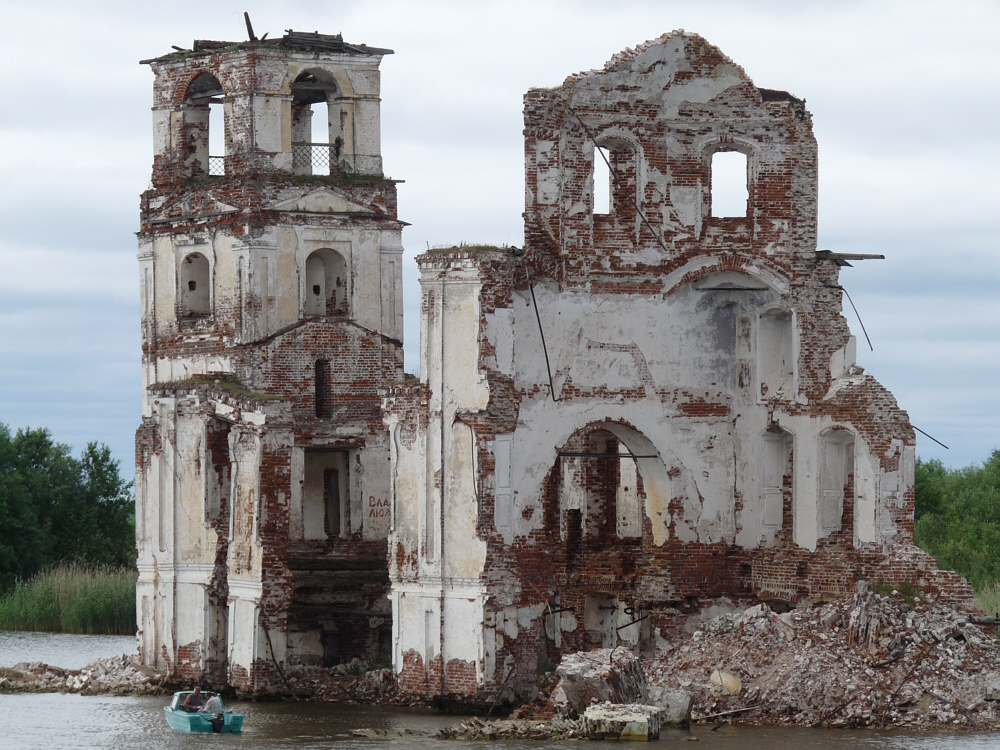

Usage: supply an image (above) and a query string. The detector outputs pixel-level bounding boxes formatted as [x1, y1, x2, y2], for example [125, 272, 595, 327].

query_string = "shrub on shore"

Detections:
[0, 563, 136, 635]
[915, 450, 1000, 593]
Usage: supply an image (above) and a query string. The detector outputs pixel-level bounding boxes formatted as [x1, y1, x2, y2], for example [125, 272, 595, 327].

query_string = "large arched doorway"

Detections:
[540, 420, 672, 655]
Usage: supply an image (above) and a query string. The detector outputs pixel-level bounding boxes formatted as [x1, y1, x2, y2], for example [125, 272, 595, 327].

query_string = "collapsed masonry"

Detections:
[135, 27, 973, 699]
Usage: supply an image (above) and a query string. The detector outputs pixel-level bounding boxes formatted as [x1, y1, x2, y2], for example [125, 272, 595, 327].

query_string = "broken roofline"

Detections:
[140, 29, 393, 65]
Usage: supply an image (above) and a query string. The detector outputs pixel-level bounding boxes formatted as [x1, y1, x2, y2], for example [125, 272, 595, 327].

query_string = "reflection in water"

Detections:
[0, 631, 136, 670]
[3, 694, 998, 750]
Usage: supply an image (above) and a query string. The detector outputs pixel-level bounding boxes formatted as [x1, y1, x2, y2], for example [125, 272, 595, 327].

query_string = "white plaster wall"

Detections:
[358, 445, 392, 539]
[227, 426, 264, 583]
[488, 278, 889, 555]
[387, 418, 425, 560]
[227, 591, 260, 681]
[419, 270, 489, 579]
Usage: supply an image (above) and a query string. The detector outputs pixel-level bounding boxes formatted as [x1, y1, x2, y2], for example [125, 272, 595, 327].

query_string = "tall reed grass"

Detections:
[0, 563, 136, 635]
[975, 582, 1000, 619]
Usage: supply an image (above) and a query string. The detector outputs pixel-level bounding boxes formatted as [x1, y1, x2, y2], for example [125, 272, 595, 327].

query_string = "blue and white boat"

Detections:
[164, 691, 244, 733]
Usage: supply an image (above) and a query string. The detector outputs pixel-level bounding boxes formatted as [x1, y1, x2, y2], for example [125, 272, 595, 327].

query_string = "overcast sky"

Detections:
[0, 0, 996, 475]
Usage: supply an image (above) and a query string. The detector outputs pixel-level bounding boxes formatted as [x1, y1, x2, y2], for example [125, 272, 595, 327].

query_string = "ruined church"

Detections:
[135, 27, 972, 700]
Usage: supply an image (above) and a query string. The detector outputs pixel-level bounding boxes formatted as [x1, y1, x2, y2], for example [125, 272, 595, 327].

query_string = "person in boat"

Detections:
[201, 692, 224, 715]
[200, 691, 226, 733]
[181, 686, 205, 713]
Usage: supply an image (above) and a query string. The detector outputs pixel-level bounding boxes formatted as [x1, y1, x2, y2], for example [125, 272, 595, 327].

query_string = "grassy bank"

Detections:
[0, 563, 136, 635]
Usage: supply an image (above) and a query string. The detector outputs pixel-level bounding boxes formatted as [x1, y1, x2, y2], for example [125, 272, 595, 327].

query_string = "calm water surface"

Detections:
[0, 630, 135, 669]
[2, 633, 999, 749]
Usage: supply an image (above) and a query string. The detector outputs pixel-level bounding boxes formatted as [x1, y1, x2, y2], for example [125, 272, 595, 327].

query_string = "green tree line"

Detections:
[0, 422, 134, 593]
[915, 449, 1000, 592]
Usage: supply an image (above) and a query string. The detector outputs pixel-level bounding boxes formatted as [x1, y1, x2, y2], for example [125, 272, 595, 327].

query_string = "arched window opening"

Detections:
[592, 142, 638, 221]
[711, 150, 749, 218]
[184, 73, 225, 177]
[819, 429, 854, 538]
[315, 359, 330, 418]
[304, 249, 349, 317]
[179, 252, 210, 319]
[759, 309, 795, 398]
[556, 426, 653, 549]
[292, 70, 342, 175]
[760, 428, 792, 539]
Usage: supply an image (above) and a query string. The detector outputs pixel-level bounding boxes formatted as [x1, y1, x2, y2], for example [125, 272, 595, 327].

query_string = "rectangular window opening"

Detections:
[711, 151, 749, 218]
[208, 101, 225, 158]
[594, 147, 611, 215]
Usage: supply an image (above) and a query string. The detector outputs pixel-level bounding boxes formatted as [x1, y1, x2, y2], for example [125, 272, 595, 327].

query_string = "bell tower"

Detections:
[135, 27, 403, 690]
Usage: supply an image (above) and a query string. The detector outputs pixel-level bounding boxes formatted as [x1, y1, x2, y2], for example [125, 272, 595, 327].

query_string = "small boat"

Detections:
[164, 691, 244, 733]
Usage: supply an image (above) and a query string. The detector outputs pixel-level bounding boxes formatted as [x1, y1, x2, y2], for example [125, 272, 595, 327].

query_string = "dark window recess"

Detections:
[313, 284, 321, 295]
[188, 280, 197, 291]
[324, 468, 341, 538]
[315, 359, 330, 418]
[565, 507, 583, 567]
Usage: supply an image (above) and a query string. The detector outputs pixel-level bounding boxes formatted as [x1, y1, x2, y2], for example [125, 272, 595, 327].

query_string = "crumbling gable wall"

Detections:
[385, 32, 974, 704]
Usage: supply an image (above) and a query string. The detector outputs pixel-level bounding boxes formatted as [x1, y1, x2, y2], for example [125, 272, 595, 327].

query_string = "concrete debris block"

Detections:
[647, 685, 693, 724]
[983, 673, 1000, 701]
[554, 650, 648, 711]
[709, 670, 741, 695]
[583, 702, 663, 741]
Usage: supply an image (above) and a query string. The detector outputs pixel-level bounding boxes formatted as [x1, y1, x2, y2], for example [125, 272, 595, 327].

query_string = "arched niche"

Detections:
[758, 307, 795, 399]
[819, 428, 855, 539]
[583, 592, 618, 649]
[304, 248, 349, 317]
[179, 252, 210, 319]
[668, 270, 786, 395]
[760, 426, 793, 539]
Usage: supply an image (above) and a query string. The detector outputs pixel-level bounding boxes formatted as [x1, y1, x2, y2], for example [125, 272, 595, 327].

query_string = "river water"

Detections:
[2, 632, 999, 750]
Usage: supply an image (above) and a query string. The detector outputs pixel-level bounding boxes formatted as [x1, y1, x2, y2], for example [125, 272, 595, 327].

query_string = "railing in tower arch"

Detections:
[204, 148, 382, 178]
[292, 143, 381, 176]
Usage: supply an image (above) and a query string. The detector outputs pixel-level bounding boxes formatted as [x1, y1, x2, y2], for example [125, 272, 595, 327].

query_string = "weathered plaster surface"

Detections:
[136, 30, 402, 691]
[382, 31, 974, 702]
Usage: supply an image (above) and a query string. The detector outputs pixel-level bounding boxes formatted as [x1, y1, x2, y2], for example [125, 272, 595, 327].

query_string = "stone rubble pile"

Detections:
[435, 714, 586, 740]
[0, 654, 166, 696]
[282, 663, 406, 704]
[645, 592, 1000, 729]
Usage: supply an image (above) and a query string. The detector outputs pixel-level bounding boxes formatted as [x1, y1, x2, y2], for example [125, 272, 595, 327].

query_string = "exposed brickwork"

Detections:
[382, 31, 976, 706]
